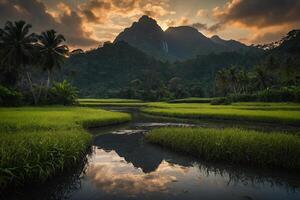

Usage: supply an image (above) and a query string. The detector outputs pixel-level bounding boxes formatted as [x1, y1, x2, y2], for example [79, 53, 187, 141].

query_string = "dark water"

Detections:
[3, 108, 300, 200]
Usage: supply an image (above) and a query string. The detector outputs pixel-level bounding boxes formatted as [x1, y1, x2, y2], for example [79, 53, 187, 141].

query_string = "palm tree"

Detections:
[38, 30, 69, 98]
[254, 66, 271, 90]
[237, 69, 249, 94]
[215, 68, 229, 96]
[227, 66, 239, 95]
[0, 20, 38, 103]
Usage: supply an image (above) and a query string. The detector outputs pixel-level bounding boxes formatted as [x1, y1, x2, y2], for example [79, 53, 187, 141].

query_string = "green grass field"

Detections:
[146, 127, 300, 170]
[168, 97, 214, 103]
[0, 107, 131, 188]
[78, 98, 147, 107]
[143, 102, 300, 125]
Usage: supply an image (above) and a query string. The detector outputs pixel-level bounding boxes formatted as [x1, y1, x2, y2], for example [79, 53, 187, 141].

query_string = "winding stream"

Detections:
[4, 108, 300, 200]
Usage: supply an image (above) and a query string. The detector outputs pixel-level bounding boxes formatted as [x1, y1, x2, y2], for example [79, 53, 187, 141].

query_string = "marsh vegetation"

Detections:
[143, 102, 300, 125]
[147, 127, 300, 170]
[0, 107, 130, 188]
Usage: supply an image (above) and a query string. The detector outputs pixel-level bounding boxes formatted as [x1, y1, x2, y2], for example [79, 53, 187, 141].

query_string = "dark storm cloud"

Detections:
[0, 0, 98, 47]
[214, 0, 300, 28]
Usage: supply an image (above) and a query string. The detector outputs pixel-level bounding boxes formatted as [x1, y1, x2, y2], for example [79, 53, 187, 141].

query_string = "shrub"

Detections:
[49, 80, 78, 105]
[228, 93, 257, 102]
[256, 87, 300, 102]
[0, 85, 23, 106]
[225, 86, 300, 103]
[210, 97, 232, 105]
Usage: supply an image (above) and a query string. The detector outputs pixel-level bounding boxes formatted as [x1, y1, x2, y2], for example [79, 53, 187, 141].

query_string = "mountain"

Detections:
[272, 29, 300, 54]
[115, 15, 258, 61]
[211, 35, 249, 51]
[114, 15, 171, 60]
[165, 26, 224, 60]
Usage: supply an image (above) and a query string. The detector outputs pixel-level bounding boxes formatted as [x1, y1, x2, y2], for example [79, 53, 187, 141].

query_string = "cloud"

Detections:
[190, 22, 223, 32]
[0, 0, 98, 48]
[196, 9, 208, 18]
[213, 0, 300, 28]
[165, 17, 190, 27]
[79, 0, 111, 24]
[79, 0, 174, 23]
[143, 3, 174, 18]
[209, 0, 300, 44]
[0, 0, 177, 48]
[191, 23, 207, 30]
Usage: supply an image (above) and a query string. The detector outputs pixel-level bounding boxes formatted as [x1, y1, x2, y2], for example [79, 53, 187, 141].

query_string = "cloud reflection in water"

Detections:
[85, 149, 190, 196]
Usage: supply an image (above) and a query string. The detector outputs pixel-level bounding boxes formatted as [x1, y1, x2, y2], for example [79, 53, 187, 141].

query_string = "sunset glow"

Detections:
[1, 0, 299, 49]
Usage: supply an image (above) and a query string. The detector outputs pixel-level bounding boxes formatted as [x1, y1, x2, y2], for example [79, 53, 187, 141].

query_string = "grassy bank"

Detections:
[168, 98, 214, 103]
[143, 102, 300, 125]
[78, 98, 147, 107]
[146, 127, 300, 170]
[0, 107, 131, 188]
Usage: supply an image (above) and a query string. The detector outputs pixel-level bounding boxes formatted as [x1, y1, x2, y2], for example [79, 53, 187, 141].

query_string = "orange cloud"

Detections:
[211, 0, 300, 44]
[165, 17, 190, 27]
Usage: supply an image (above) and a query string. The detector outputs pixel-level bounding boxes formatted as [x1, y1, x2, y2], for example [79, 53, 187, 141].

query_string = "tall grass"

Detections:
[0, 107, 131, 188]
[146, 127, 300, 170]
[143, 102, 300, 125]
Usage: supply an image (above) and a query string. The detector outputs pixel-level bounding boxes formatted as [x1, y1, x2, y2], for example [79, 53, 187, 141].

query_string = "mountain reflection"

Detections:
[93, 131, 193, 173]
[91, 131, 300, 196]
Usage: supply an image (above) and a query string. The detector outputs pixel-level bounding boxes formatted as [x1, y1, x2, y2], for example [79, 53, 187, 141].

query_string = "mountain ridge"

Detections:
[114, 15, 257, 61]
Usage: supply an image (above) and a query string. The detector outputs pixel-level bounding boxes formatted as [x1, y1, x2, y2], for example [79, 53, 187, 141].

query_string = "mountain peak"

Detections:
[138, 15, 157, 24]
[211, 35, 222, 41]
[114, 17, 255, 61]
[165, 26, 208, 40]
[114, 15, 167, 60]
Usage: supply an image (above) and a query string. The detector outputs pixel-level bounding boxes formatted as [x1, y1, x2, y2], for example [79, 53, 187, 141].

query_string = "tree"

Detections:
[215, 68, 229, 96]
[38, 30, 69, 98]
[227, 66, 239, 95]
[254, 66, 272, 90]
[0, 21, 38, 103]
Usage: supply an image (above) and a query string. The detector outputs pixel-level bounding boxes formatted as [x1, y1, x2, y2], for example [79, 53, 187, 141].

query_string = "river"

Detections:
[4, 108, 300, 200]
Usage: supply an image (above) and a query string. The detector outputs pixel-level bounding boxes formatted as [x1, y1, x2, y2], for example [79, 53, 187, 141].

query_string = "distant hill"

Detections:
[64, 41, 172, 97]
[271, 30, 300, 54]
[211, 35, 250, 52]
[115, 15, 259, 61]
[63, 41, 262, 98]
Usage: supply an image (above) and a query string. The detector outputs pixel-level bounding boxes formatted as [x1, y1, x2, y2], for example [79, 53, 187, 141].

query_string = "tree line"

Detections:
[214, 56, 300, 102]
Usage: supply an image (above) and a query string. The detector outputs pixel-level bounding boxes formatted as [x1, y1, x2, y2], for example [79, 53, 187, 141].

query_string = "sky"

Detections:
[1, 0, 300, 50]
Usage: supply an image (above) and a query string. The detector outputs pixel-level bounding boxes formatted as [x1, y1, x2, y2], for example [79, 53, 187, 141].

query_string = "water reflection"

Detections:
[71, 131, 300, 200]
[3, 123, 300, 200]
[86, 149, 180, 195]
